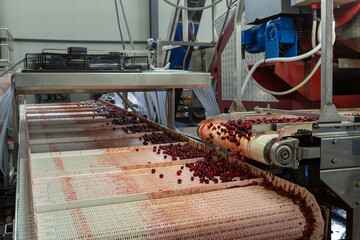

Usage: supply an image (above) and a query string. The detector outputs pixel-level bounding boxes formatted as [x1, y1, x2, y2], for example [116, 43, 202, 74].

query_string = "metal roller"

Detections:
[198, 122, 299, 168]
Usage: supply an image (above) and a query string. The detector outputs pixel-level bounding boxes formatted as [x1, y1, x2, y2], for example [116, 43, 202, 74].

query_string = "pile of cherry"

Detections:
[123, 124, 158, 134]
[205, 116, 318, 145]
[151, 143, 254, 184]
[186, 158, 254, 184]
[140, 133, 178, 145]
[82, 100, 141, 125]
[153, 143, 211, 161]
[345, 113, 360, 117]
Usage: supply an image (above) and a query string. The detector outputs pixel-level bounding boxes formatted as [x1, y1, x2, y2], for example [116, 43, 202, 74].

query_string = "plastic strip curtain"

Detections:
[193, 86, 220, 116]
[134, 92, 155, 119]
[114, 93, 123, 107]
[151, 91, 167, 127]
[0, 88, 13, 174]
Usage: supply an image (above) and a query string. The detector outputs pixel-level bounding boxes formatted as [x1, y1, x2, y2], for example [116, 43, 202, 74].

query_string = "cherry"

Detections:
[151, 169, 156, 174]
[159, 174, 164, 178]
[177, 179, 182, 184]
[177, 170, 182, 176]
[191, 176, 194, 181]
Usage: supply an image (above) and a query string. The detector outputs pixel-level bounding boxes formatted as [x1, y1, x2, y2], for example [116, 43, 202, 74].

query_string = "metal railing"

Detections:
[0, 28, 14, 68]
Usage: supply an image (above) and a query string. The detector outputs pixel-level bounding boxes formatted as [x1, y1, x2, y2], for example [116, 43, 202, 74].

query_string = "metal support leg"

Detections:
[182, 0, 188, 42]
[122, 92, 128, 110]
[319, 0, 341, 123]
[117, 92, 138, 114]
[349, 208, 360, 240]
[166, 89, 175, 129]
[144, 92, 152, 120]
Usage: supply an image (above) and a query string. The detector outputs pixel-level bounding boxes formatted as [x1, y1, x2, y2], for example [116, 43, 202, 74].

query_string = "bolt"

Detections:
[356, 200, 360, 206]
[331, 158, 338, 164]
[356, 182, 360, 188]
[332, 138, 338, 145]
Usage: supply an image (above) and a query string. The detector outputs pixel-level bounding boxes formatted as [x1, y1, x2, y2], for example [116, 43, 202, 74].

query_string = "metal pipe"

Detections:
[182, 0, 188, 43]
[114, 0, 126, 50]
[206, 2, 232, 72]
[119, 0, 135, 50]
[144, 92, 152, 120]
[117, 92, 138, 114]
[163, 0, 181, 67]
[234, 0, 245, 111]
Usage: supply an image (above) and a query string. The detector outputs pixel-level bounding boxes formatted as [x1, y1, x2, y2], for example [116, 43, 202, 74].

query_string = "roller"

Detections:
[198, 121, 300, 167]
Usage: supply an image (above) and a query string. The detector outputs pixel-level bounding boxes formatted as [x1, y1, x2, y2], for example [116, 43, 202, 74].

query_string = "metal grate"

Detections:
[35, 186, 306, 240]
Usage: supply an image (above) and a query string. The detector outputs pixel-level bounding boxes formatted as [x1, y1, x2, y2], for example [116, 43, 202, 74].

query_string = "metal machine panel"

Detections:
[320, 136, 360, 170]
[320, 169, 360, 209]
[219, 14, 278, 102]
[291, 0, 357, 7]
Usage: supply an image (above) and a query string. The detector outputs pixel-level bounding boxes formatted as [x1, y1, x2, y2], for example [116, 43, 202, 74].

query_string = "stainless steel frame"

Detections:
[14, 70, 210, 129]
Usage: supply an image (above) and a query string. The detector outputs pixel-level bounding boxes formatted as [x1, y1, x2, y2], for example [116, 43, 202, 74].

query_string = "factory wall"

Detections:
[0, 0, 229, 103]
[1, 0, 230, 62]
[0, 0, 149, 61]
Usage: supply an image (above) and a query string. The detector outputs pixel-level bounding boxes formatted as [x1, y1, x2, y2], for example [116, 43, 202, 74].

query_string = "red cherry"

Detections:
[177, 179, 182, 184]
[159, 174, 164, 178]
[177, 170, 182, 176]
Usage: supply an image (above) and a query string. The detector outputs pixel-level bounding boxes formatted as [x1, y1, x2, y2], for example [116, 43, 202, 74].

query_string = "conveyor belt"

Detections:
[15, 100, 324, 240]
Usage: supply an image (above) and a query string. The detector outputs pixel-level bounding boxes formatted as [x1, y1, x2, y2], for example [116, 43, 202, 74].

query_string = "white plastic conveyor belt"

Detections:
[15, 100, 324, 240]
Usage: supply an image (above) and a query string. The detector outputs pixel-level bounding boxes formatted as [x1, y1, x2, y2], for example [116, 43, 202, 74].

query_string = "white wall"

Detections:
[0, 0, 150, 61]
[0, 0, 230, 61]
[158, 0, 228, 42]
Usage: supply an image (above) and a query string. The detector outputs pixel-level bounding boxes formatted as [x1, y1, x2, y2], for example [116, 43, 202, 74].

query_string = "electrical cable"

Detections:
[150, 62, 171, 70]
[114, 0, 126, 50]
[241, 44, 321, 96]
[243, 58, 321, 96]
[162, 0, 224, 11]
[241, 19, 336, 96]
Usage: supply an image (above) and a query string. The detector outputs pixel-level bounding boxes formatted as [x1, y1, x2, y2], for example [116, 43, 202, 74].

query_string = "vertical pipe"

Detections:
[149, 0, 159, 39]
[166, 89, 175, 129]
[234, 0, 245, 111]
[212, 0, 215, 42]
[114, 0, 126, 50]
[182, 0, 188, 42]
[119, 0, 135, 50]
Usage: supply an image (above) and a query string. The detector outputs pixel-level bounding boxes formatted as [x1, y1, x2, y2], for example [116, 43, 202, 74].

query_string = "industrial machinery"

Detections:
[15, 100, 325, 239]
[1, 0, 358, 239]
[212, 0, 360, 112]
[205, 0, 360, 239]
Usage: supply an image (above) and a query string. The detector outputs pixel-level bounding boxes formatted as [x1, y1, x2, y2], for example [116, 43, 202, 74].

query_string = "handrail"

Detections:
[0, 28, 14, 67]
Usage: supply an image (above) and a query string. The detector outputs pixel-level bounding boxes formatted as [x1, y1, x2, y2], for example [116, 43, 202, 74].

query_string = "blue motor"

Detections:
[242, 17, 298, 59]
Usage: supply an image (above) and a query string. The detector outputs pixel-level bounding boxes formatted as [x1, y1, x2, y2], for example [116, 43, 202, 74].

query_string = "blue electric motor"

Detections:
[242, 17, 298, 59]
